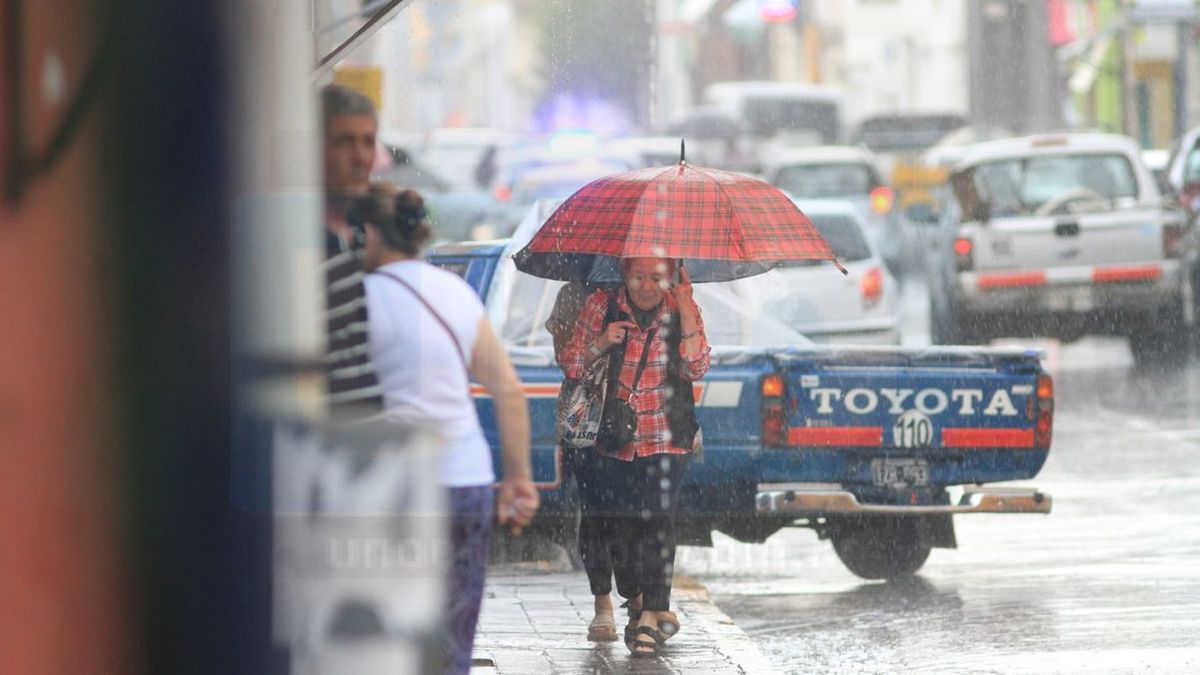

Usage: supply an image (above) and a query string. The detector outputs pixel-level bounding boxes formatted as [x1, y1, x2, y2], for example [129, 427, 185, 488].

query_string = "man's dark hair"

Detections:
[321, 84, 376, 129]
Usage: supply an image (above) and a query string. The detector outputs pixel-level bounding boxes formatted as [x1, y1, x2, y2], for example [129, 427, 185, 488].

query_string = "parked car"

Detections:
[763, 145, 913, 276]
[1163, 128, 1200, 330]
[1163, 126, 1200, 213]
[730, 199, 900, 345]
[926, 132, 1195, 363]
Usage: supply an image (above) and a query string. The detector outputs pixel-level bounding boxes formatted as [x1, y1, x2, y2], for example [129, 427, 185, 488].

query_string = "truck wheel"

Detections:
[929, 300, 956, 345]
[831, 517, 932, 580]
[932, 304, 981, 345]
[1129, 307, 1191, 366]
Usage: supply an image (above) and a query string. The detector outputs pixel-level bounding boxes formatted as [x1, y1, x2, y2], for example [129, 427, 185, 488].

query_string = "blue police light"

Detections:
[759, 0, 797, 22]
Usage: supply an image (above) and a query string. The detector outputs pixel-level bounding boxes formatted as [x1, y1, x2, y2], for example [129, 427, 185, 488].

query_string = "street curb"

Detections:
[471, 567, 779, 674]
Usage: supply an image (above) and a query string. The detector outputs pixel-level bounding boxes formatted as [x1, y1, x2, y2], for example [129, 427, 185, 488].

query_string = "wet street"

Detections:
[679, 281, 1200, 674]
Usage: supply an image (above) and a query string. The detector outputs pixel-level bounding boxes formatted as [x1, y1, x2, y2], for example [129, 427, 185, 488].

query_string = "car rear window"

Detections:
[779, 214, 871, 265]
[969, 153, 1139, 215]
[772, 163, 877, 198]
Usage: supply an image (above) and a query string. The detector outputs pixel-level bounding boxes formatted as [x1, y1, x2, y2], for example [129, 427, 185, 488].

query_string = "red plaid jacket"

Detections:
[561, 288, 711, 460]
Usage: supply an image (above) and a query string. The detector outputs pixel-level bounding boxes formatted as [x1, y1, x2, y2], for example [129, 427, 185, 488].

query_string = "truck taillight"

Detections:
[954, 237, 973, 271]
[762, 374, 787, 447]
[1035, 374, 1054, 449]
[860, 267, 884, 307]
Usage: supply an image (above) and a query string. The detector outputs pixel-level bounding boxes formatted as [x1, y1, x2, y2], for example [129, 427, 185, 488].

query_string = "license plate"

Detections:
[871, 458, 929, 488]
[1044, 285, 1094, 312]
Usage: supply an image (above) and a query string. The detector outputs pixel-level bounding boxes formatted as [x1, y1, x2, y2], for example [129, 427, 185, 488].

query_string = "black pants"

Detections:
[575, 450, 690, 611]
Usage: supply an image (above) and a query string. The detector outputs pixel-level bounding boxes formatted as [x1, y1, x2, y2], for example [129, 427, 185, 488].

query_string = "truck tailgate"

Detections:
[766, 347, 1052, 493]
[970, 208, 1164, 273]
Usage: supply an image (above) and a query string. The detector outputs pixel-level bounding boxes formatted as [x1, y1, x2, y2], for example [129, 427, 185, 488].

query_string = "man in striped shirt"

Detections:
[322, 85, 384, 419]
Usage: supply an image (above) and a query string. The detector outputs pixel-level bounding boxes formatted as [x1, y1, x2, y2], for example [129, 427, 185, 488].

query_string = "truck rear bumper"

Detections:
[956, 261, 1184, 316]
[756, 484, 1052, 516]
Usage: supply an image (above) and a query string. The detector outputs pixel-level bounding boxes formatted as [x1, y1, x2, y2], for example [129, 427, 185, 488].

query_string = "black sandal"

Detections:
[629, 626, 661, 658]
[620, 600, 643, 648]
[620, 599, 643, 621]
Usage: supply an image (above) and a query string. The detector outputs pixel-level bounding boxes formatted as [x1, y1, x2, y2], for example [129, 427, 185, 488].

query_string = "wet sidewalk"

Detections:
[471, 565, 778, 674]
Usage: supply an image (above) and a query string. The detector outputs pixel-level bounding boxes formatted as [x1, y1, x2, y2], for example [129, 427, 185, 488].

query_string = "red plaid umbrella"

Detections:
[513, 159, 845, 283]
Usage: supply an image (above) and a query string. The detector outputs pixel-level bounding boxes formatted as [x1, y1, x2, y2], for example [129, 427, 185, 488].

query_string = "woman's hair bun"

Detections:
[394, 189, 428, 233]
[352, 182, 432, 255]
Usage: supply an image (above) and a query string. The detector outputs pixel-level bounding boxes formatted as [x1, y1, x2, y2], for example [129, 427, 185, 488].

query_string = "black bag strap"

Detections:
[604, 289, 659, 400]
[628, 328, 657, 394]
[372, 269, 470, 371]
[602, 290, 625, 395]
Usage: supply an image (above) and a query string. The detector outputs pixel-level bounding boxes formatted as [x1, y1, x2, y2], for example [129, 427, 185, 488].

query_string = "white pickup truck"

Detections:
[927, 133, 1196, 363]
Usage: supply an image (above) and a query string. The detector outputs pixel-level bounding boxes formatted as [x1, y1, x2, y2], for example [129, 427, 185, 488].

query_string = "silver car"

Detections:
[762, 145, 913, 276]
[729, 200, 901, 345]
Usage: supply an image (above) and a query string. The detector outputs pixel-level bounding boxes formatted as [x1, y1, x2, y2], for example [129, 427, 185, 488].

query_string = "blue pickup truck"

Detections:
[430, 204, 1054, 580]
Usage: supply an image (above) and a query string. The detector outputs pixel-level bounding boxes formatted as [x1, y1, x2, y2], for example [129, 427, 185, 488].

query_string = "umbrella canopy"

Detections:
[513, 161, 842, 283]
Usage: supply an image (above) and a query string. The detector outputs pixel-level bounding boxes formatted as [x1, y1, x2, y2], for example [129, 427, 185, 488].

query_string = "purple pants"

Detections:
[442, 485, 494, 675]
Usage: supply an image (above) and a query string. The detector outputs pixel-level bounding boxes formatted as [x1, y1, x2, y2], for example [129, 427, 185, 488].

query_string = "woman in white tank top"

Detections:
[353, 184, 537, 675]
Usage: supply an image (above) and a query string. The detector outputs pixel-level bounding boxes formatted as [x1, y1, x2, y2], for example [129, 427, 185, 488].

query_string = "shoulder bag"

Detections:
[596, 325, 656, 455]
[556, 291, 620, 448]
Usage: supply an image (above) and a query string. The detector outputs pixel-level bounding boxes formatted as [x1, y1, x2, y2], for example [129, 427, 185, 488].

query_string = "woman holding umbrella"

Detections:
[559, 257, 710, 657]
[514, 149, 841, 657]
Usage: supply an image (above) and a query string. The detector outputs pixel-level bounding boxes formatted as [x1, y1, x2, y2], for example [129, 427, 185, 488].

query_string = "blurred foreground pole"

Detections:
[229, 2, 446, 673]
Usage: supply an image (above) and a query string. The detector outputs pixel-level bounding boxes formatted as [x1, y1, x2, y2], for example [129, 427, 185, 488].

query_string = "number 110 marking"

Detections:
[893, 411, 933, 448]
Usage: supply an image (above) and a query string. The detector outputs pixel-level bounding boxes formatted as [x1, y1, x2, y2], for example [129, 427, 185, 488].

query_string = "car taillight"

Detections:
[860, 267, 884, 307]
[1035, 374, 1054, 449]
[493, 184, 512, 202]
[954, 236, 973, 272]
[762, 374, 787, 447]
[869, 186, 894, 215]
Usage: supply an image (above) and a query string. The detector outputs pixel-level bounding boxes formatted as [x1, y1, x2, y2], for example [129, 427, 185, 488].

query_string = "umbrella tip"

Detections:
[680, 138, 686, 165]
